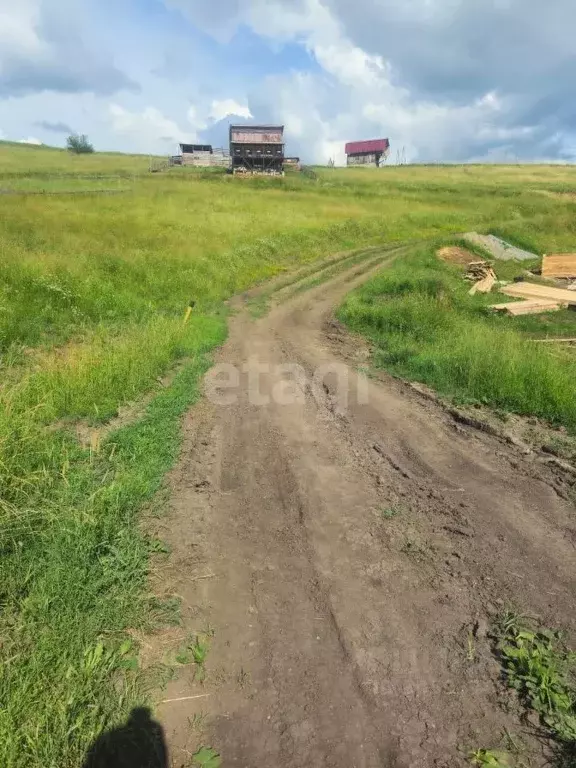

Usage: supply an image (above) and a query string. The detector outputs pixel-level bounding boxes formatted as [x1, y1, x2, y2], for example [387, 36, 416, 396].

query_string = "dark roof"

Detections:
[180, 143, 212, 153]
[345, 138, 390, 155]
[229, 124, 284, 130]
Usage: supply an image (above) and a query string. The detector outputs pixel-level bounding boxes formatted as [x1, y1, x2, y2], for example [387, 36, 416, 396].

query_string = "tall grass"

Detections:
[0, 342, 225, 767]
[339, 247, 576, 429]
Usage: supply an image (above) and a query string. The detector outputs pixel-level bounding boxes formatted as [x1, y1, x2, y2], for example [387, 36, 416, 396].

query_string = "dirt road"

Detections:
[153, 248, 576, 767]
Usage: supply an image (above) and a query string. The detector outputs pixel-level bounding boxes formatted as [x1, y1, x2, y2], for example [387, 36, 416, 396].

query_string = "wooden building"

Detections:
[180, 144, 213, 167]
[345, 139, 390, 167]
[229, 125, 284, 175]
[178, 144, 231, 168]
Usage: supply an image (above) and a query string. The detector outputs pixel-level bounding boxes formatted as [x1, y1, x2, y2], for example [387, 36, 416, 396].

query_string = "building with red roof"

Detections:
[345, 138, 390, 167]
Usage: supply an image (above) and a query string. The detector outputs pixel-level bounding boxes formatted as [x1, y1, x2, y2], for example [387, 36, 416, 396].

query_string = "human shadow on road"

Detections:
[82, 707, 168, 768]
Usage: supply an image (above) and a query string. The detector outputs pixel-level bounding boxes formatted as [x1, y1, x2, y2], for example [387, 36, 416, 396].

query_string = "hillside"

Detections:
[1, 142, 576, 767]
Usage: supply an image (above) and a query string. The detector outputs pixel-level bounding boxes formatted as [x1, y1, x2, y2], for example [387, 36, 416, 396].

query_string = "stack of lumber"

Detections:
[466, 262, 497, 295]
[490, 299, 567, 316]
[541, 253, 576, 279]
[501, 282, 576, 305]
[490, 281, 576, 316]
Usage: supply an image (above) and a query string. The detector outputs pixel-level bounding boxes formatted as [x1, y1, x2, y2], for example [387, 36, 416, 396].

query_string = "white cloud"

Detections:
[108, 104, 196, 149]
[235, 2, 530, 165]
[108, 99, 251, 152]
[186, 105, 208, 135]
[1, 0, 574, 162]
[18, 136, 42, 144]
[0, 1, 43, 59]
[167, 0, 576, 163]
[0, 0, 136, 97]
[209, 99, 252, 122]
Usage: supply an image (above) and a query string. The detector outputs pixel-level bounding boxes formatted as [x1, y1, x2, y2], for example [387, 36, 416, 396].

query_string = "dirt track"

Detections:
[153, 248, 576, 767]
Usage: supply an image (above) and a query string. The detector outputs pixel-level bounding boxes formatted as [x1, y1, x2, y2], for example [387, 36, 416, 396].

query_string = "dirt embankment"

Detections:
[149, 248, 576, 767]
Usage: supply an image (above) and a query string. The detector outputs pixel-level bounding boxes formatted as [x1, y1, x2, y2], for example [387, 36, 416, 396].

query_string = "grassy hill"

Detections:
[1, 140, 576, 766]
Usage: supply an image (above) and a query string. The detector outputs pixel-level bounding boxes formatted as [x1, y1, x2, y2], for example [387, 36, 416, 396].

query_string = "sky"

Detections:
[0, 0, 575, 165]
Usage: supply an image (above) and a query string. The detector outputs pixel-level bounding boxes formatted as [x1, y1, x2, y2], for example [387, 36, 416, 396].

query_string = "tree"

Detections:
[66, 134, 94, 154]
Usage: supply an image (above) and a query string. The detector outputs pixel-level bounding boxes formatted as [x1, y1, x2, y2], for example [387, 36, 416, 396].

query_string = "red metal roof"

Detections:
[345, 138, 390, 155]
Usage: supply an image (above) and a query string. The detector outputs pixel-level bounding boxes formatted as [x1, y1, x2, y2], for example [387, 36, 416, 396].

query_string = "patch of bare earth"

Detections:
[437, 245, 482, 266]
[147, 251, 576, 768]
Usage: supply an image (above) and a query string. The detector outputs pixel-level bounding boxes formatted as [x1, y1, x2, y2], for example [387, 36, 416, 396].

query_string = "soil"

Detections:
[437, 246, 481, 266]
[149, 248, 576, 768]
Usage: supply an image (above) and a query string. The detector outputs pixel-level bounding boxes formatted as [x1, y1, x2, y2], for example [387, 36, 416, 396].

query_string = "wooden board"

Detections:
[469, 273, 496, 295]
[500, 282, 576, 306]
[490, 299, 566, 316]
[542, 253, 576, 278]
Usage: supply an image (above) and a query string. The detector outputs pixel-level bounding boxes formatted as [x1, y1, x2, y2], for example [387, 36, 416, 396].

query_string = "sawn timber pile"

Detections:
[490, 298, 567, 316]
[541, 253, 576, 279]
[501, 281, 576, 305]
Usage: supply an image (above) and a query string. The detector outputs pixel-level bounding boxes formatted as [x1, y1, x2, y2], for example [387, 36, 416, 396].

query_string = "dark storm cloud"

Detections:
[36, 120, 74, 133]
[328, 0, 576, 102]
[0, 58, 138, 98]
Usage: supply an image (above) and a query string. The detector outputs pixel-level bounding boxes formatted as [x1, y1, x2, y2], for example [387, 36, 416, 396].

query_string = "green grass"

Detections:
[2, 141, 576, 766]
[0, 331, 224, 767]
[469, 749, 511, 767]
[192, 746, 222, 767]
[495, 612, 576, 764]
[380, 507, 401, 519]
[338, 245, 576, 431]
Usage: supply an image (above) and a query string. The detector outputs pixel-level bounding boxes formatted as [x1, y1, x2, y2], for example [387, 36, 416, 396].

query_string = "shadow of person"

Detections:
[83, 707, 168, 768]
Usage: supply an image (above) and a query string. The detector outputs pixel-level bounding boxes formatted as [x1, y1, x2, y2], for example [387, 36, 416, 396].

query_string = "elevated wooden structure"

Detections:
[229, 125, 284, 175]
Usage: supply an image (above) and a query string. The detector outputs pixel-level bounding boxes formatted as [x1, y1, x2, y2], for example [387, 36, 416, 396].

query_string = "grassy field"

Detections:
[2, 141, 576, 767]
[339, 245, 576, 429]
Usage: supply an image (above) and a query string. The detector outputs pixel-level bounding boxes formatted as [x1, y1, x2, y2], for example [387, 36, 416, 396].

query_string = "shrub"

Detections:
[66, 134, 94, 154]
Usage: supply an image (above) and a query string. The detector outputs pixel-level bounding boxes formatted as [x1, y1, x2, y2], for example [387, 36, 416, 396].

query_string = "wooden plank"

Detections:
[489, 299, 566, 316]
[531, 337, 576, 343]
[500, 282, 576, 305]
[541, 253, 576, 278]
[469, 273, 496, 295]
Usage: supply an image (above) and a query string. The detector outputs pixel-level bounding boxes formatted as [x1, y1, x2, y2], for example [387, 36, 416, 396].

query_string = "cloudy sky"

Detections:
[0, 0, 575, 164]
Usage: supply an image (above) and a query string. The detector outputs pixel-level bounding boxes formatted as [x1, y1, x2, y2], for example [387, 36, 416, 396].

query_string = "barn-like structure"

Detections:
[345, 138, 390, 167]
[179, 144, 213, 166]
[178, 144, 230, 168]
[229, 125, 284, 175]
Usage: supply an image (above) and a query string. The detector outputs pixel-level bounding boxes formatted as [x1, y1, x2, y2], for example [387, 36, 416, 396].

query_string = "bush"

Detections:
[66, 134, 94, 154]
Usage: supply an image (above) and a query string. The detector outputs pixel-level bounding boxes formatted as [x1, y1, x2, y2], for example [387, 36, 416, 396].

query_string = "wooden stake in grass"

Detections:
[184, 300, 196, 325]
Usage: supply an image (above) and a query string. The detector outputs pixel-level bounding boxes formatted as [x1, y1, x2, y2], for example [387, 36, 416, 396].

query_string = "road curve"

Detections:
[155, 249, 576, 768]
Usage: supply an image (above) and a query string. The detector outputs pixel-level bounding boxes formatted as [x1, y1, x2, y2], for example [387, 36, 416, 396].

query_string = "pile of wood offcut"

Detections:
[465, 262, 497, 295]
[438, 244, 576, 316]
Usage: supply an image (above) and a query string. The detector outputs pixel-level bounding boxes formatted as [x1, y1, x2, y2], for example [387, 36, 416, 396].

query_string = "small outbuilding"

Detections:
[179, 144, 213, 167]
[345, 139, 390, 167]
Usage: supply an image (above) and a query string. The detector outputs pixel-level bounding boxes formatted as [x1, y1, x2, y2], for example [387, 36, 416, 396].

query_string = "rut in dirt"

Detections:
[151, 249, 576, 768]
